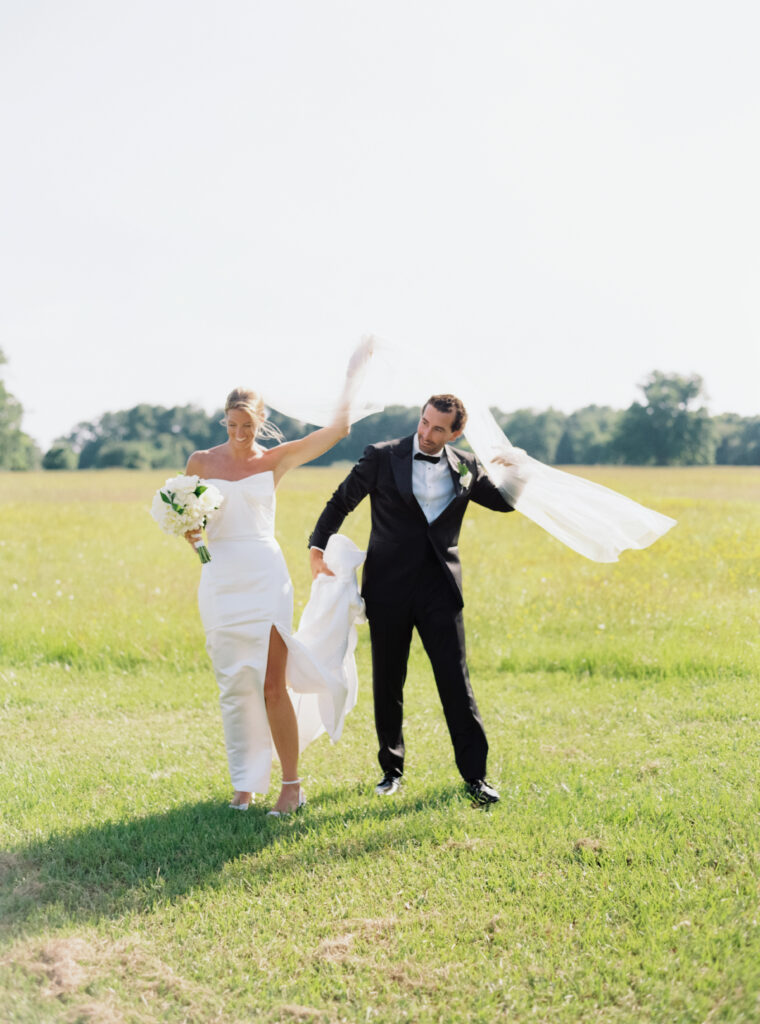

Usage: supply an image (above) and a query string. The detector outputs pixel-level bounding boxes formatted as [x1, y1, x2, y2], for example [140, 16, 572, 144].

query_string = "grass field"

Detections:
[1, 466, 759, 1023]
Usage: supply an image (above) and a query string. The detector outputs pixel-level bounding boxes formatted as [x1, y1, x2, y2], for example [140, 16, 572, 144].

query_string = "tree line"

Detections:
[0, 350, 41, 470]
[0, 348, 757, 470]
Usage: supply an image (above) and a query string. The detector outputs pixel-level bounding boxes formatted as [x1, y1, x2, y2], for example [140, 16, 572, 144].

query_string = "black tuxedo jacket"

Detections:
[309, 435, 514, 608]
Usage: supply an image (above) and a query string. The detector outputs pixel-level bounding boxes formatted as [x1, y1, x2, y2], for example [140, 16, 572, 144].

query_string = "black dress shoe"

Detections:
[465, 779, 500, 805]
[375, 773, 402, 796]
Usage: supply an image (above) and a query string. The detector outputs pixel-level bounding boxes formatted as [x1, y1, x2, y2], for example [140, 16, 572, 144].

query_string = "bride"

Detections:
[184, 349, 367, 816]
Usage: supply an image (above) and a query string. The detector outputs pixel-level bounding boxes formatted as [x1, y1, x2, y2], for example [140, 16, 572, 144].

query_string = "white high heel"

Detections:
[267, 779, 307, 817]
[229, 792, 253, 811]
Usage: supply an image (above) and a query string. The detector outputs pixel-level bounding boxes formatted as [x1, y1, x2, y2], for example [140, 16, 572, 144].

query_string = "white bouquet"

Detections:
[150, 475, 224, 563]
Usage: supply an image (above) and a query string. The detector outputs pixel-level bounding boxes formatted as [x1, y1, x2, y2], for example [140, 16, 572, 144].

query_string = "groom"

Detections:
[309, 394, 516, 805]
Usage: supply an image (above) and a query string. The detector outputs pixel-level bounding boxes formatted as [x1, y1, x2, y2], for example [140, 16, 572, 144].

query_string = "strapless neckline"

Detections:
[205, 471, 274, 484]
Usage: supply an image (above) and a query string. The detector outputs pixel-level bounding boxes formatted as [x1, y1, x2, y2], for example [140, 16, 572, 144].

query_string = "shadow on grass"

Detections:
[1, 783, 466, 930]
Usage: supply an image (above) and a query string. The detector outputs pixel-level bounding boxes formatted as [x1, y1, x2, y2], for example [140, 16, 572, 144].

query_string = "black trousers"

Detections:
[365, 552, 488, 782]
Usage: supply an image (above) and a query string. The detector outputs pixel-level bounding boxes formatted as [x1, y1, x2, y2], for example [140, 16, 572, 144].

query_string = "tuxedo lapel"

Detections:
[390, 435, 422, 512]
[445, 446, 466, 498]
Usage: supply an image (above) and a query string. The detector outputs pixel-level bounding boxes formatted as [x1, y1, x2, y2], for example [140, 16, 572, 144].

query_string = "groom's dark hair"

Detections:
[423, 394, 468, 432]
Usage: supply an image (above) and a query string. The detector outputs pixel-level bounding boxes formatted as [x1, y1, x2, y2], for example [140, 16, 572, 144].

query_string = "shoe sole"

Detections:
[467, 791, 500, 806]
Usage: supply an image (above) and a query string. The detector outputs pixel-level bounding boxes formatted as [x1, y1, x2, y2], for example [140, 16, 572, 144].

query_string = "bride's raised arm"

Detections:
[270, 410, 351, 484]
[269, 336, 377, 485]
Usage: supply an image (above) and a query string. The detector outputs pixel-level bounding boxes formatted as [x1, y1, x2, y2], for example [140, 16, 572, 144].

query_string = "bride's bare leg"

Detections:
[264, 626, 301, 812]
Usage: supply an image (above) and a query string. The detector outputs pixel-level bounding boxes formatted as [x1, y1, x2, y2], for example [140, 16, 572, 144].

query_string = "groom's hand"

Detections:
[491, 447, 527, 467]
[310, 547, 335, 580]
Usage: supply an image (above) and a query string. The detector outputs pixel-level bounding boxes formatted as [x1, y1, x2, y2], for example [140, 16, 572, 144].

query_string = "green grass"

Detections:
[1, 467, 759, 1023]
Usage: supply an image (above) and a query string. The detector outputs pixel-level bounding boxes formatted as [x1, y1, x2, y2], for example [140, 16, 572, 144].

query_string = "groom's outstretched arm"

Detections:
[469, 457, 518, 513]
[309, 444, 380, 551]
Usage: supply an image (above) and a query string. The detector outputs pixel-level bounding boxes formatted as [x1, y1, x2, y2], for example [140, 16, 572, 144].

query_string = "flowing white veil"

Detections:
[262, 336, 676, 563]
[259, 335, 389, 428]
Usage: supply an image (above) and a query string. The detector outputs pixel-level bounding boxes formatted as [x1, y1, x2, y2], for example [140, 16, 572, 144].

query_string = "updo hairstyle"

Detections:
[223, 387, 284, 442]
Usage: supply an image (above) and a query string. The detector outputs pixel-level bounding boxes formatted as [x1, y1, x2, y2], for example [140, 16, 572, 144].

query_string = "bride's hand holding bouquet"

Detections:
[150, 474, 224, 563]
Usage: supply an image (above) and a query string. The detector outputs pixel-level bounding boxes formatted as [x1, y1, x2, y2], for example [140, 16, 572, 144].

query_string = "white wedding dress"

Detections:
[198, 471, 365, 794]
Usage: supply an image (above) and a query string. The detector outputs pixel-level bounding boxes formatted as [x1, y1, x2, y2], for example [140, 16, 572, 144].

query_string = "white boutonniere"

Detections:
[457, 461, 473, 489]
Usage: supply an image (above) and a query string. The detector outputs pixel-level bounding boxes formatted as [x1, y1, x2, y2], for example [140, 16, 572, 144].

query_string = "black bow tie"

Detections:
[414, 452, 441, 464]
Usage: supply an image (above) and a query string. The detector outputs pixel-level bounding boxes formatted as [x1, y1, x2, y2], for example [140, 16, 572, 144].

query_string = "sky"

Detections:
[1, 1, 758, 449]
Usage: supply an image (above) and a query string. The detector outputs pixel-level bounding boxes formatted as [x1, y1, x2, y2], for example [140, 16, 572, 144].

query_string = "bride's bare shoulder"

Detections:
[186, 444, 226, 476]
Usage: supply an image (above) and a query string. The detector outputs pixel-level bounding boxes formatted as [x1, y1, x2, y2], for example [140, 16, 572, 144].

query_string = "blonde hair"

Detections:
[223, 387, 284, 442]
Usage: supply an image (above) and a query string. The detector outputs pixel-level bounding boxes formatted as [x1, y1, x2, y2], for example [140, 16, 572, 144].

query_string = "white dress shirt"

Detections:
[412, 434, 456, 523]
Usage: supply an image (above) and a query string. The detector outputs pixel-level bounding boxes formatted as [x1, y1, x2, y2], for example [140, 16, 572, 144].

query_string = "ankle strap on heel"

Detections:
[282, 779, 302, 785]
